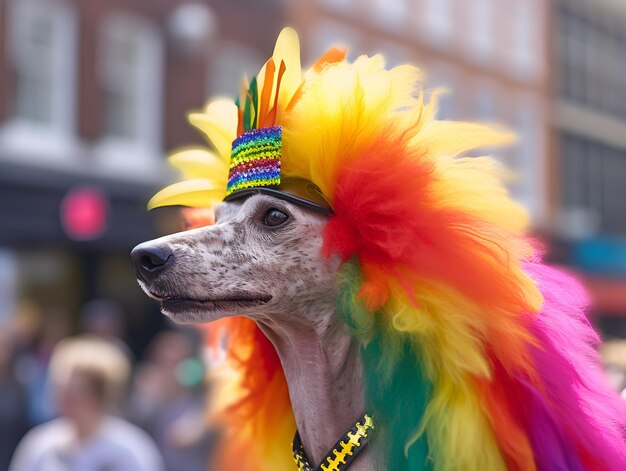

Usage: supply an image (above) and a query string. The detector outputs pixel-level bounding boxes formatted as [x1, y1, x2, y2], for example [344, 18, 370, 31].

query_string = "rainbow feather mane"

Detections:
[150, 28, 626, 470]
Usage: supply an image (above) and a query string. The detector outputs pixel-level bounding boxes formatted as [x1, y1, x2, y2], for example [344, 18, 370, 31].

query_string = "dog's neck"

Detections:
[257, 304, 373, 470]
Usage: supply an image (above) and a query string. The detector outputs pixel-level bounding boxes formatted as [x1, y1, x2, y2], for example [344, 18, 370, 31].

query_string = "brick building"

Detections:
[287, 0, 551, 225]
[5, 0, 623, 338]
[0, 0, 283, 345]
[550, 0, 626, 332]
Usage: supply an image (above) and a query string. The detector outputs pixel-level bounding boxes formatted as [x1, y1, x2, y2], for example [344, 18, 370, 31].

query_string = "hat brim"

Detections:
[223, 185, 332, 216]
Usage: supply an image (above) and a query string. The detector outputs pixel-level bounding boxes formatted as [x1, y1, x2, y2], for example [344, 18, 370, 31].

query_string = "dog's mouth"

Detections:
[149, 291, 272, 312]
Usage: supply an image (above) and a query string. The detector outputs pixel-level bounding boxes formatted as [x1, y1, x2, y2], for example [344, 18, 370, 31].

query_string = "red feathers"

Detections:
[323, 137, 534, 317]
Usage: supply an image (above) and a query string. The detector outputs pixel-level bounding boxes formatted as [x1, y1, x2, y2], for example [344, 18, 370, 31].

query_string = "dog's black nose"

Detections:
[131, 245, 172, 283]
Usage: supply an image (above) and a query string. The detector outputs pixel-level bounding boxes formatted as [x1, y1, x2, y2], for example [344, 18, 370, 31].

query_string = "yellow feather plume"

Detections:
[167, 148, 229, 181]
[188, 99, 238, 160]
[147, 179, 226, 210]
[282, 55, 422, 199]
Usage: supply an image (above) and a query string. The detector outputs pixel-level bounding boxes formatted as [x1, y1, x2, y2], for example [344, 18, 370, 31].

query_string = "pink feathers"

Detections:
[525, 263, 626, 470]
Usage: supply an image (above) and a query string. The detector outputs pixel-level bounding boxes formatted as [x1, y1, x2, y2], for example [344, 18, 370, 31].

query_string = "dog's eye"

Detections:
[264, 208, 289, 227]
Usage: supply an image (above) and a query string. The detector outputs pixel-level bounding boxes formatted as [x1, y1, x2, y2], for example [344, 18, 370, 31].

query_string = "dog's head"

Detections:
[131, 193, 339, 325]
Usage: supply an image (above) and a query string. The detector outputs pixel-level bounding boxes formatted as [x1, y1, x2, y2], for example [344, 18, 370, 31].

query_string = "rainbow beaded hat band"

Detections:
[227, 126, 282, 194]
[224, 126, 331, 214]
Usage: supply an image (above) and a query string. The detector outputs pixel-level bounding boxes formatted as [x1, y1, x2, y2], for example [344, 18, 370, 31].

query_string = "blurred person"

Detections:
[79, 298, 135, 364]
[128, 329, 214, 471]
[10, 335, 164, 471]
[0, 325, 29, 471]
[601, 339, 626, 398]
[80, 299, 125, 343]
[12, 305, 70, 426]
[11, 301, 42, 351]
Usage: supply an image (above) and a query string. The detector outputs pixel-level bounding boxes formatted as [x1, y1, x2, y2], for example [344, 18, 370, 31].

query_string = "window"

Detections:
[557, 6, 626, 120]
[561, 134, 590, 211]
[464, 82, 499, 157]
[209, 42, 262, 98]
[473, 83, 497, 121]
[319, 0, 353, 14]
[308, 19, 361, 62]
[422, 0, 453, 46]
[425, 62, 457, 120]
[372, 0, 408, 30]
[512, 1, 541, 80]
[99, 14, 162, 150]
[374, 40, 412, 68]
[512, 100, 544, 220]
[584, 25, 603, 111]
[561, 133, 626, 235]
[7, 0, 76, 132]
[559, 7, 586, 104]
[468, 0, 494, 62]
[0, 249, 18, 323]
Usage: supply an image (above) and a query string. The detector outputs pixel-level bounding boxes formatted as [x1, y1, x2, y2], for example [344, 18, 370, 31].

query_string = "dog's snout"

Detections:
[131, 245, 173, 283]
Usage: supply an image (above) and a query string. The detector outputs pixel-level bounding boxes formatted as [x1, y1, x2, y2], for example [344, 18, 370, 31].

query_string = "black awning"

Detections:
[0, 161, 161, 251]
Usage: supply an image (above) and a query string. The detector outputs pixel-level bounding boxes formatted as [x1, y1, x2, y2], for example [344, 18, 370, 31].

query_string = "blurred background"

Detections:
[1, 0, 626, 468]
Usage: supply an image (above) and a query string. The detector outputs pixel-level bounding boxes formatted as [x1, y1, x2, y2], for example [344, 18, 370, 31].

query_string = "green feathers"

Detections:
[336, 261, 433, 470]
[236, 76, 259, 133]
